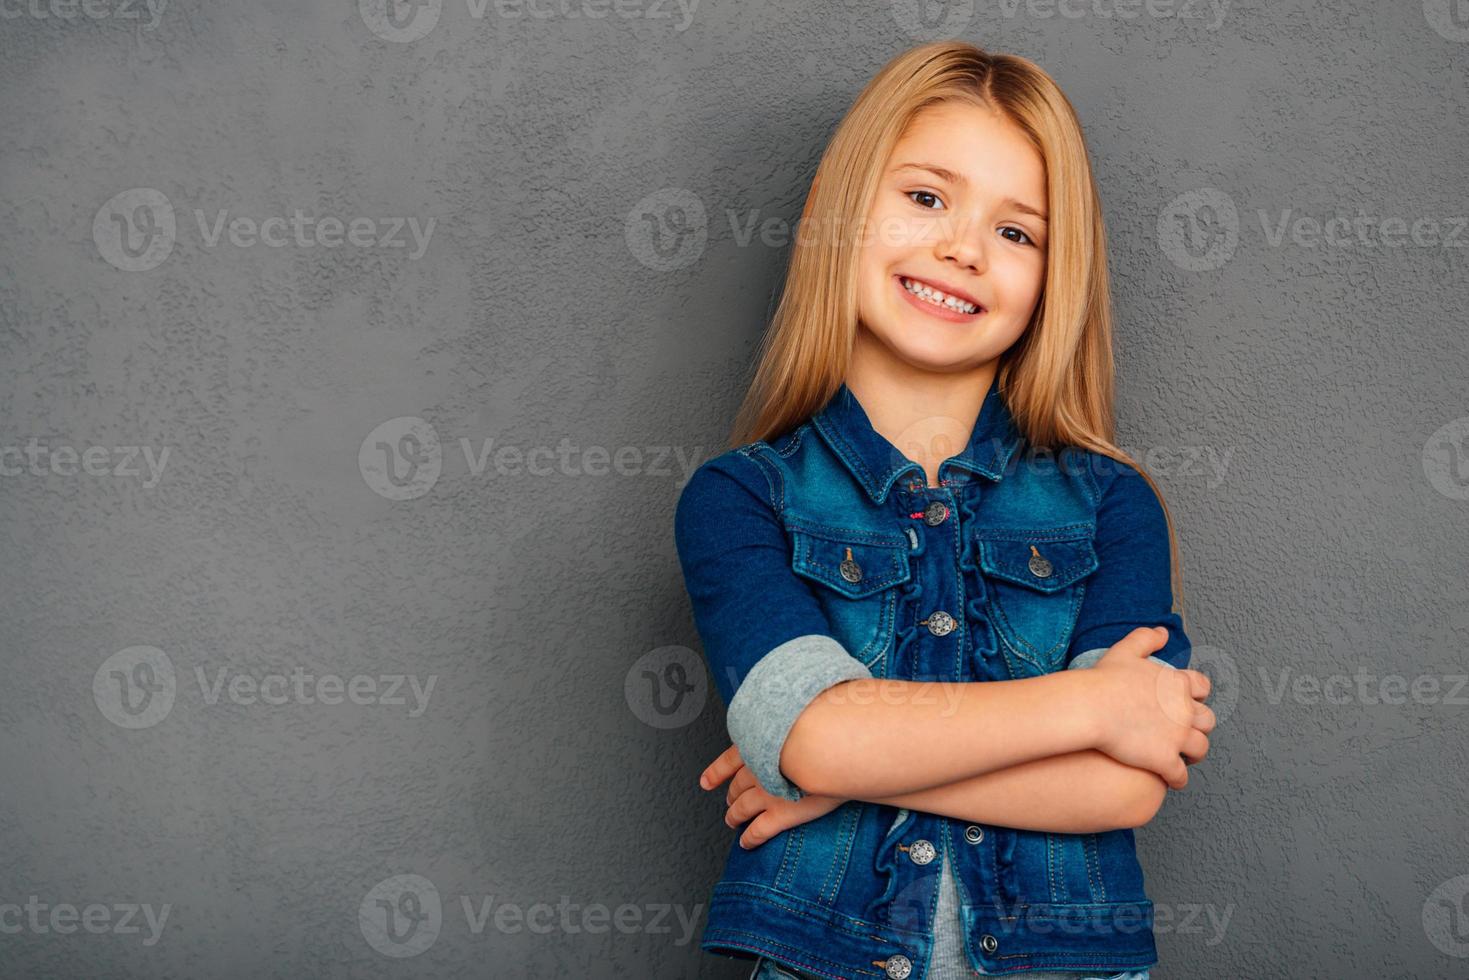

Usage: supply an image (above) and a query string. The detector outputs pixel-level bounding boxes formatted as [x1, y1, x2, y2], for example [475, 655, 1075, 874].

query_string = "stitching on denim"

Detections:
[705, 936, 882, 978]
[819, 804, 861, 906]
[1085, 832, 1107, 902]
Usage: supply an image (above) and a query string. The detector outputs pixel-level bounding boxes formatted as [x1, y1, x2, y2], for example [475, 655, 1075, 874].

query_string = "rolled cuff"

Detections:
[726, 634, 873, 802]
[1068, 647, 1177, 671]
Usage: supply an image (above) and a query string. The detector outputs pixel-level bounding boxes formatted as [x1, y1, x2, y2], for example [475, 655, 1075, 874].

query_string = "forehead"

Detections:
[888, 102, 1047, 199]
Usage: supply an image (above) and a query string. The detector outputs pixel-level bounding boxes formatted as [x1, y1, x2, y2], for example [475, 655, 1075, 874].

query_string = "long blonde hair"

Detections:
[727, 40, 1187, 625]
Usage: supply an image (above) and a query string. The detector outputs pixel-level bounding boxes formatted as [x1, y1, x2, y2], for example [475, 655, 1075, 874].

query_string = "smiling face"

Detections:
[854, 100, 1049, 375]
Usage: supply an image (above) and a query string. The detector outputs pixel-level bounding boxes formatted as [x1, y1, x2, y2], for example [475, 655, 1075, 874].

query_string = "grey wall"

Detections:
[1, 2, 1466, 977]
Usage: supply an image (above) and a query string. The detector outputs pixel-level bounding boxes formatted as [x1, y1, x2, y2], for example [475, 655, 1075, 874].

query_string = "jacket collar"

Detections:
[810, 373, 1024, 504]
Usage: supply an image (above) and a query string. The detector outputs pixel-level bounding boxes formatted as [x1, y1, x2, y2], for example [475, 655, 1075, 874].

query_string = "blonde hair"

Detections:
[727, 40, 1187, 626]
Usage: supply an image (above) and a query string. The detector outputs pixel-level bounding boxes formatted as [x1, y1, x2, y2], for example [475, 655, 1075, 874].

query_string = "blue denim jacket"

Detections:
[674, 374, 1192, 979]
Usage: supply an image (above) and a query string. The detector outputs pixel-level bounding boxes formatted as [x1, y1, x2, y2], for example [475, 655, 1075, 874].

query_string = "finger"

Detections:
[726, 766, 756, 807]
[725, 787, 767, 829]
[1116, 625, 1170, 658]
[1192, 702, 1217, 734]
[1162, 756, 1189, 790]
[699, 743, 742, 790]
[1183, 668, 1212, 700]
[740, 812, 782, 850]
[1181, 730, 1210, 764]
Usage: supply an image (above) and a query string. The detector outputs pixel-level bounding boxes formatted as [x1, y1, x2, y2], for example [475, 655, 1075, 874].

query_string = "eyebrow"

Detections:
[891, 162, 1048, 223]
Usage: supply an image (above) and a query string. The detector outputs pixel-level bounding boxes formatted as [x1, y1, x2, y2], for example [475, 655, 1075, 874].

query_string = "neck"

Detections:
[846, 329, 999, 488]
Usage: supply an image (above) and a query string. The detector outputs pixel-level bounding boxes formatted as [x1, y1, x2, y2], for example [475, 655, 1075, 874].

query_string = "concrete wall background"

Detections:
[1, 2, 1466, 977]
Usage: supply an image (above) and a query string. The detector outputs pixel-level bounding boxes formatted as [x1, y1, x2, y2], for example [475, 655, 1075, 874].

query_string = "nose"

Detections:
[935, 213, 987, 274]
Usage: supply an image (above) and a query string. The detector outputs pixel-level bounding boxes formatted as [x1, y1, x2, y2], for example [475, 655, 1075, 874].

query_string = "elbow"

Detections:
[1114, 772, 1169, 829]
[778, 703, 841, 798]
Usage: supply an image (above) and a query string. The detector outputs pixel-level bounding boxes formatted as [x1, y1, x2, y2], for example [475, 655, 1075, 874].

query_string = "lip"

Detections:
[894, 274, 986, 321]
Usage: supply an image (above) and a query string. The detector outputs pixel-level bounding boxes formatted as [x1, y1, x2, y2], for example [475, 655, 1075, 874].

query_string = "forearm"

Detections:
[779, 672, 1102, 800]
[863, 749, 1169, 833]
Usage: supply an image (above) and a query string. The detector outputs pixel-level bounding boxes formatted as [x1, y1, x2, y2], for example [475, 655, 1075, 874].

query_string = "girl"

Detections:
[674, 41, 1216, 980]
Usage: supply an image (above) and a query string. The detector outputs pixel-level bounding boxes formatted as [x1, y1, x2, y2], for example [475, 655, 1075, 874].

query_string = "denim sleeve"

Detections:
[674, 450, 873, 802]
[1065, 458, 1192, 670]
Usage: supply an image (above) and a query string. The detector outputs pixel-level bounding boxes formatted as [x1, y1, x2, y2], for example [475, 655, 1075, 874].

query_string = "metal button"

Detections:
[922, 500, 949, 525]
[923, 610, 956, 637]
[884, 954, 913, 979]
[906, 839, 936, 866]
[839, 552, 863, 583]
[980, 934, 999, 954]
[1027, 546, 1052, 578]
[964, 825, 984, 844]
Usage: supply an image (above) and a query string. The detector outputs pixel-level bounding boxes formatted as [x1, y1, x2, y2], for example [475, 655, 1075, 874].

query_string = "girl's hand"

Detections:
[1090, 626, 1216, 789]
[698, 744, 847, 849]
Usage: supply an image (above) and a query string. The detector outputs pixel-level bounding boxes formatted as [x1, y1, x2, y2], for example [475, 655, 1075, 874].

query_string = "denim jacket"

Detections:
[674, 373, 1192, 979]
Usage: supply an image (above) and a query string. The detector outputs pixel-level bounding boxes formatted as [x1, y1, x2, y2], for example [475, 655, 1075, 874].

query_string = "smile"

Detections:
[896, 275, 984, 318]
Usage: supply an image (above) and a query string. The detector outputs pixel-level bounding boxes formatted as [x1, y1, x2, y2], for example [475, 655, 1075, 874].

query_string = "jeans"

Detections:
[748, 955, 1151, 980]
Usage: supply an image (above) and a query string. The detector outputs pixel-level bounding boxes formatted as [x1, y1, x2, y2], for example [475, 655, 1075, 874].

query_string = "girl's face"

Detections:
[855, 101, 1048, 374]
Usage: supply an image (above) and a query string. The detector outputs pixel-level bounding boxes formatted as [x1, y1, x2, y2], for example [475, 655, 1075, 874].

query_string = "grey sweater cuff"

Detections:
[727, 634, 873, 802]
[1069, 647, 1177, 670]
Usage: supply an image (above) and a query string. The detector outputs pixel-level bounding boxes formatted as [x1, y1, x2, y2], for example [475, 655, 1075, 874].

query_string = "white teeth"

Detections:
[901, 277, 979, 314]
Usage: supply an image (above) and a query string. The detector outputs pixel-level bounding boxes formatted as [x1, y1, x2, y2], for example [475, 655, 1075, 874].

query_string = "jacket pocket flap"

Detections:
[974, 526, 1098, 593]
[787, 519, 912, 599]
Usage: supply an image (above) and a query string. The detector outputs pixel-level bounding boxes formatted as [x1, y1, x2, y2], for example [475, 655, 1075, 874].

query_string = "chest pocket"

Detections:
[973, 525, 1098, 674]
[786, 518, 911, 668]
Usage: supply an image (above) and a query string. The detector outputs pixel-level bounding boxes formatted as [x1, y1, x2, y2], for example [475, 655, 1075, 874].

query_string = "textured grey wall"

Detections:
[1, 1, 1466, 978]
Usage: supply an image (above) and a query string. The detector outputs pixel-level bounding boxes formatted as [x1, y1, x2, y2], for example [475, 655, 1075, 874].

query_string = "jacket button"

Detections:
[884, 954, 913, 979]
[923, 501, 949, 525]
[839, 558, 863, 583]
[964, 825, 984, 844]
[905, 839, 936, 865]
[923, 610, 956, 636]
[1027, 546, 1053, 578]
[980, 934, 999, 954]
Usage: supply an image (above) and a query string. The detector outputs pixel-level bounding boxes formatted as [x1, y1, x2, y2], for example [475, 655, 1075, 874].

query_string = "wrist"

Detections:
[1053, 669, 1107, 752]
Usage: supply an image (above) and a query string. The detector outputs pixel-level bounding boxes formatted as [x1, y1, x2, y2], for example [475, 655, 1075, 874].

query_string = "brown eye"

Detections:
[1001, 226, 1035, 246]
[907, 190, 944, 210]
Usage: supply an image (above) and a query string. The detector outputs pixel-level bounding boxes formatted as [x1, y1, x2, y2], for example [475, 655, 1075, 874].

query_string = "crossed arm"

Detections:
[700, 627, 1216, 849]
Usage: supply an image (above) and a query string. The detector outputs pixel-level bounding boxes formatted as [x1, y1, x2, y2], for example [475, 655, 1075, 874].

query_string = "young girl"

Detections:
[674, 41, 1216, 980]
